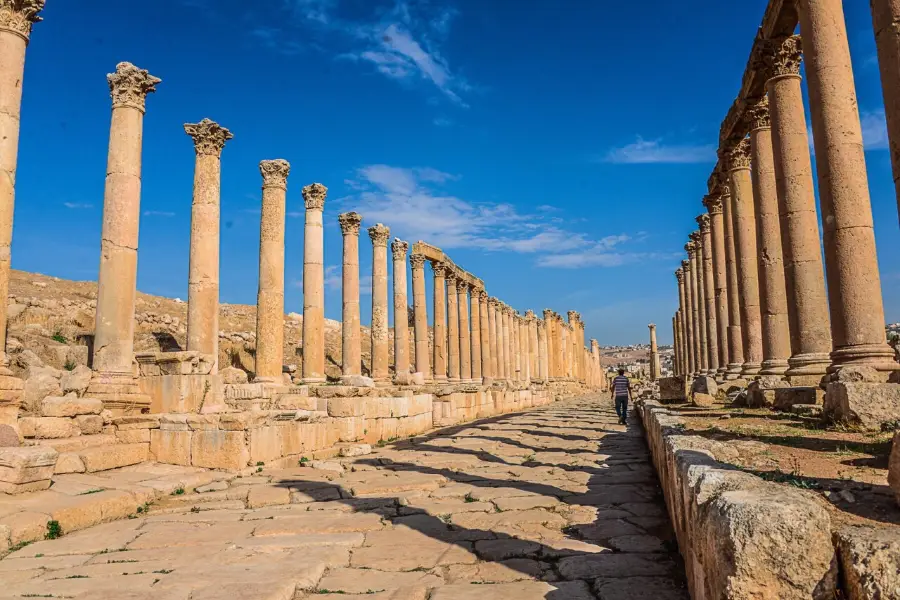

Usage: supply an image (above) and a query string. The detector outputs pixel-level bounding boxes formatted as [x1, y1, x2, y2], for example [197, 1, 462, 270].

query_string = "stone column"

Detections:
[686, 244, 702, 376]
[521, 315, 530, 381]
[431, 262, 448, 382]
[446, 270, 460, 382]
[872, 0, 900, 223]
[479, 290, 491, 381]
[721, 183, 745, 378]
[797, 1, 897, 372]
[253, 159, 290, 382]
[512, 313, 521, 381]
[765, 36, 832, 382]
[561, 322, 570, 379]
[495, 301, 506, 380]
[469, 286, 482, 382]
[391, 239, 410, 384]
[543, 310, 553, 380]
[567, 311, 579, 381]
[675, 268, 688, 376]
[689, 233, 709, 376]
[0, 0, 43, 380]
[410, 253, 430, 381]
[184, 119, 232, 373]
[368, 224, 390, 384]
[457, 279, 472, 382]
[680, 260, 695, 375]
[301, 183, 327, 384]
[87, 63, 161, 413]
[648, 323, 660, 381]
[697, 214, 720, 376]
[674, 312, 683, 376]
[339, 212, 362, 380]
[488, 297, 499, 379]
[703, 193, 730, 378]
[504, 306, 513, 380]
[746, 97, 792, 377]
[726, 140, 763, 377]
[528, 312, 538, 383]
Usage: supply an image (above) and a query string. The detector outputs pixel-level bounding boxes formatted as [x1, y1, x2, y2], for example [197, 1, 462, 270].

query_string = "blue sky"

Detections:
[12, 0, 900, 346]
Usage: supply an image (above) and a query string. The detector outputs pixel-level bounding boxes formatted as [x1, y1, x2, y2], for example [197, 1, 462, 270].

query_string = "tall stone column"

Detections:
[495, 301, 506, 380]
[339, 212, 362, 380]
[512, 313, 521, 381]
[648, 323, 660, 381]
[504, 306, 514, 380]
[410, 253, 430, 381]
[446, 270, 460, 382]
[368, 224, 390, 384]
[0, 0, 43, 382]
[488, 297, 499, 379]
[697, 214, 720, 376]
[798, 0, 897, 372]
[87, 63, 161, 413]
[721, 184, 745, 378]
[253, 160, 290, 383]
[689, 233, 709, 375]
[674, 312, 683, 376]
[457, 279, 472, 382]
[521, 315, 531, 381]
[469, 286, 482, 382]
[675, 268, 688, 376]
[431, 262, 448, 382]
[301, 183, 327, 384]
[872, 0, 900, 223]
[561, 323, 570, 379]
[686, 244, 702, 376]
[391, 239, 410, 384]
[747, 97, 791, 376]
[567, 311, 580, 381]
[681, 260, 695, 375]
[478, 290, 491, 381]
[766, 36, 832, 382]
[726, 140, 763, 377]
[703, 193, 730, 378]
[528, 312, 538, 383]
[184, 119, 232, 373]
[543, 310, 553, 380]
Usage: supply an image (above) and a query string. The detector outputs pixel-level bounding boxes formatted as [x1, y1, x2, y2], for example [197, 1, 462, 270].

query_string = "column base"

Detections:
[759, 359, 789, 376]
[302, 377, 327, 385]
[739, 362, 762, 378]
[433, 374, 448, 383]
[86, 371, 151, 415]
[828, 343, 900, 373]
[724, 363, 743, 380]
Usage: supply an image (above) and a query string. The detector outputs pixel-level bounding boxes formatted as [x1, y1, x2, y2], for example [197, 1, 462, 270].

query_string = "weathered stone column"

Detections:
[339, 212, 362, 380]
[478, 290, 491, 381]
[703, 193, 730, 378]
[726, 141, 763, 377]
[431, 262, 448, 381]
[567, 311, 580, 381]
[676, 268, 688, 376]
[689, 233, 709, 376]
[561, 322, 570, 379]
[184, 119, 232, 373]
[543, 309, 553, 380]
[648, 323, 660, 381]
[798, 0, 897, 372]
[505, 306, 514, 380]
[446, 270, 460, 382]
[872, 0, 900, 223]
[674, 313, 683, 376]
[391, 239, 410, 384]
[301, 183, 327, 384]
[494, 301, 505, 380]
[87, 63, 161, 413]
[0, 0, 43, 381]
[721, 183, 745, 378]
[368, 224, 391, 384]
[488, 297, 499, 379]
[685, 245, 700, 376]
[512, 313, 521, 381]
[528, 312, 538, 383]
[521, 314, 531, 381]
[253, 159, 290, 382]
[747, 98, 791, 377]
[410, 253, 430, 381]
[470, 286, 482, 382]
[457, 279, 472, 382]
[697, 214, 720, 376]
[766, 35, 832, 382]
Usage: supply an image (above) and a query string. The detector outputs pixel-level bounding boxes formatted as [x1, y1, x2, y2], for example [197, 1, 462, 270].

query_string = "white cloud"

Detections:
[808, 108, 889, 153]
[63, 202, 93, 209]
[143, 211, 175, 217]
[433, 117, 452, 127]
[602, 136, 715, 164]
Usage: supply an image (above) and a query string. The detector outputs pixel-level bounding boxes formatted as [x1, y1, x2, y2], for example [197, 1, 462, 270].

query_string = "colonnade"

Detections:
[672, 0, 900, 393]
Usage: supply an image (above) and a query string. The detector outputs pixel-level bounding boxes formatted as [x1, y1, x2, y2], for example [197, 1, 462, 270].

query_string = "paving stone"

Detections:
[593, 576, 690, 599]
[247, 485, 291, 508]
[430, 580, 594, 600]
[251, 512, 384, 536]
[316, 567, 444, 594]
[557, 553, 676, 580]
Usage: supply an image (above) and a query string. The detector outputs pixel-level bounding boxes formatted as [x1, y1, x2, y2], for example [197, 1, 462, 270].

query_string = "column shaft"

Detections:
[479, 292, 491, 381]
[690, 237, 709, 375]
[339, 213, 362, 379]
[447, 273, 460, 381]
[457, 281, 471, 381]
[432, 263, 448, 381]
[368, 224, 390, 383]
[648, 324, 659, 381]
[410, 255, 430, 380]
[685, 258, 699, 375]
[698, 216, 720, 375]
[721, 188, 745, 377]
[301, 184, 327, 383]
[705, 196, 730, 377]
[470, 288, 482, 382]
[392, 240, 410, 383]
[872, 0, 900, 223]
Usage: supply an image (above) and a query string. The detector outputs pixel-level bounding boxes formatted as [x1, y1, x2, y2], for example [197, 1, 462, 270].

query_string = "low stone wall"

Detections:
[636, 399, 838, 599]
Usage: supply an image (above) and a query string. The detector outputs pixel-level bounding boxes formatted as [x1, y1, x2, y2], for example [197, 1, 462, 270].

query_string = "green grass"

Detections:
[45, 520, 62, 540]
[172, 487, 185, 496]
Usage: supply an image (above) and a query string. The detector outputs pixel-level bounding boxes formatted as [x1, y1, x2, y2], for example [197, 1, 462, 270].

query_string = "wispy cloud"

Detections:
[143, 211, 175, 217]
[433, 117, 453, 127]
[602, 136, 716, 164]
[63, 202, 93, 210]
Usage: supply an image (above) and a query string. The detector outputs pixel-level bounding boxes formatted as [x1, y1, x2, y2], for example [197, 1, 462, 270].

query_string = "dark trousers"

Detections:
[614, 396, 628, 420]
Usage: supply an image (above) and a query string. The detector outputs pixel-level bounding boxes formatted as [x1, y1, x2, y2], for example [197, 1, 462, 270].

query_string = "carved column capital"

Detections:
[107, 62, 161, 113]
[746, 95, 770, 131]
[444, 268, 457, 285]
[456, 278, 469, 293]
[681, 259, 691, 271]
[723, 138, 751, 171]
[391, 238, 409, 261]
[302, 183, 327, 210]
[184, 119, 233, 157]
[766, 35, 803, 78]
[696, 213, 711, 234]
[648, 323, 656, 330]
[409, 253, 426, 270]
[702, 194, 723, 215]
[338, 212, 362, 236]
[432, 261, 449, 278]
[0, 0, 45, 42]
[675, 268, 684, 283]
[368, 224, 390, 247]
[260, 159, 291, 188]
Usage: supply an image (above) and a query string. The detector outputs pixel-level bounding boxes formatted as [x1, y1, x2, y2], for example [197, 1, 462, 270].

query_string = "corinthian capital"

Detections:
[681, 259, 690, 271]
[696, 213, 711, 234]
[746, 96, 770, 131]
[685, 241, 697, 258]
[260, 159, 291, 188]
[675, 268, 684, 283]
[409, 253, 426, 269]
[702, 194, 723, 215]
[338, 212, 362, 236]
[444, 268, 457, 285]
[767, 35, 803, 78]
[368, 224, 390, 247]
[724, 138, 751, 171]
[456, 278, 469, 293]
[107, 62, 161, 113]
[184, 119, 233, 157]
[432, 261, 449, 278]
[0, 0, 45, 41]
[302, 183, 327, 210]
[391, 238, 409, 261]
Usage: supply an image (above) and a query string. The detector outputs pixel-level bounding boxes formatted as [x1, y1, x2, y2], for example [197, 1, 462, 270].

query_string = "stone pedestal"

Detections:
[432, 262, 448, 382]
[87, 62, 160, 414]
[391, 239, 410, 384]
[339, 213, 363, 381]
[184, 119, 232, 374]
[410, 254, 430, 381]
[301, 183, 327, 384]
[253, 160, 290, 383]
[136, 351, 223, 413]
[368, 224, 391, 384]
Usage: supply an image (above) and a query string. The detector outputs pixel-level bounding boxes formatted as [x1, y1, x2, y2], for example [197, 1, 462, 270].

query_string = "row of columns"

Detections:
[673, 0, 899, 386]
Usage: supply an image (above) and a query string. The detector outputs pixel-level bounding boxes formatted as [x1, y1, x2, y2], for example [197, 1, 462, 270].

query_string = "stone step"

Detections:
[25, 434, 116, 453]
[78, 443, 149, 473]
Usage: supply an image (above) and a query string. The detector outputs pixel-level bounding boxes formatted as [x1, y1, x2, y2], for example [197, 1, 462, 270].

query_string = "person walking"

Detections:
[610, 368, 632, 425]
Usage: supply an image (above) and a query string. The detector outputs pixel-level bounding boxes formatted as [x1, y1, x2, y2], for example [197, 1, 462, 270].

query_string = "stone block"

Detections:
[60, 365, 92, 397]
[55, 452, 86, 474]
[27, 417, 81, 439]
[338, 443, 372, 457]
[824, 382, 900, 431]
[773, 387, 822, 412]
[75, 415, 103, 435]
[41, 395, 103, 417]
[692, 376, 718, 397]
[250, 425, 283, 464]
[191, 429, 249, 470]
[691, 392, 715, 407]
[0, 446, 58, 484]
[112, 415, 160, 430]
[747, 377, 789, 409]
[140, 373, 223, 414]
[889, 432, 900, 508]
[150, 429, 192, 466]
[0, 423, 19, 447]
[327, 397, 366, 417]
[247, 485, 290, 509]
[116, 428, 150, 444]
[219, 366, 248, 384]
[79, 443, 148, 472]
[834, 524, 900, 600]
[658, 376, 687, 403]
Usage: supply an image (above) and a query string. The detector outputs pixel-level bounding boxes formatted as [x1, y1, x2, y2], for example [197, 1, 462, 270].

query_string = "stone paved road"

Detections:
[0, 394, 688, 599]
